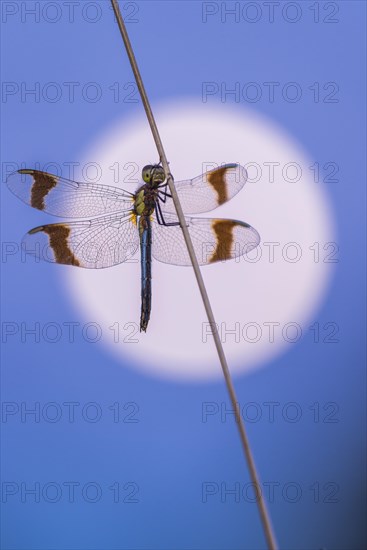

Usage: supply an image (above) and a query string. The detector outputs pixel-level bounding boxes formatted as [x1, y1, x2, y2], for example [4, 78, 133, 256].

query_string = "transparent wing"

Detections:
[160, 163, 247, 215]
[152, 213, 260, 266]
[7, 169, 134, 218]
[22, 212, 139, 269]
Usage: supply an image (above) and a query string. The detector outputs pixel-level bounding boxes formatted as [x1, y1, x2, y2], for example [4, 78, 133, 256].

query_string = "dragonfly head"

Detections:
[142, 164, 166, 186]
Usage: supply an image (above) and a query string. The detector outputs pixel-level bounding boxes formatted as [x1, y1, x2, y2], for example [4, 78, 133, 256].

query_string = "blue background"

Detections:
[1, 1, 366, 549]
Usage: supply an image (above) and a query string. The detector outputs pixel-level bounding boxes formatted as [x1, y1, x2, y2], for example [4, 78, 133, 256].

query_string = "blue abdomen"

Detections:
[139, 216, 152, 332]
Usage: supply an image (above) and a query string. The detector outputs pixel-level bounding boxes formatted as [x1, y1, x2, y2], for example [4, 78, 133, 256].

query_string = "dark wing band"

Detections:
[23, 213, 139, 269]
[151, 213, 260, 266]
[160, 164, 247, 215]
[7, 169, 134, 218]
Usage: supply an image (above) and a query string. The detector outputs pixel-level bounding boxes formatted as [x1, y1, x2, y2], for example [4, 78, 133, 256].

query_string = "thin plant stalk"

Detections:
[110, 2, 278, 548]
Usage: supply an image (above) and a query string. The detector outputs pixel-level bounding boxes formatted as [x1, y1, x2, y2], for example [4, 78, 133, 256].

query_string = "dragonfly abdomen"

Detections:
[139, 216, 152, 332]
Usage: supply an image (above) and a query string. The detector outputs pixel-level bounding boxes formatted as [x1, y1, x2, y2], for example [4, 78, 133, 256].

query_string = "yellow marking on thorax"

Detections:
[135, 189, 145, 216]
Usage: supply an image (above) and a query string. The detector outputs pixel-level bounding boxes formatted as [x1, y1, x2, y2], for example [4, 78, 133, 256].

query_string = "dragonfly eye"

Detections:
[142, 164, 154, 183]
[142, 164, 165, 185]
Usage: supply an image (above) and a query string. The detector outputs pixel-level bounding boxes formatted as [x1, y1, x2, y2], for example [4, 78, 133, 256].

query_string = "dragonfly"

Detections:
[7, 163, 260, 331]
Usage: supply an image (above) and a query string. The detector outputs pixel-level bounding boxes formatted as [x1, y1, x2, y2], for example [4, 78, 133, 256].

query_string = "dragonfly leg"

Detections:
[155, 201, 180, 227]
[158, 188, 172, 204]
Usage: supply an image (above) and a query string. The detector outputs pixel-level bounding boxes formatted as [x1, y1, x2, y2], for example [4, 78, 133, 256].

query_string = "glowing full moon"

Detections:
[65, 101, 335, 381]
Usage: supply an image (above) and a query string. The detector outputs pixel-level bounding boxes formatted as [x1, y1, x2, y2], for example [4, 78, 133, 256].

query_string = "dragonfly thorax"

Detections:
[134, 185, 158, 217]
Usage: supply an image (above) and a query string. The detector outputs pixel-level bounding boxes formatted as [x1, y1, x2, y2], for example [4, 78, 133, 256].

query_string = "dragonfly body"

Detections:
[133, 166, 166, 332]
[7, 163, 260, 332]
